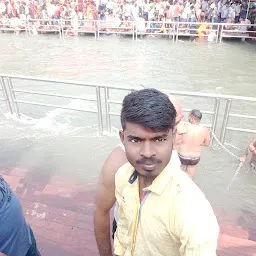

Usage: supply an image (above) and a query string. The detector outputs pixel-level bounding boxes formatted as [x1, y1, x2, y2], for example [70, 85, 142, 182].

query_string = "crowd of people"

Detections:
[0, 0, 256, 35]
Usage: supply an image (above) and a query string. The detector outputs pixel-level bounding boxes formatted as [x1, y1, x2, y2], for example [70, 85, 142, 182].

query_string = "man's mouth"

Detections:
[142, 164, 156, 171]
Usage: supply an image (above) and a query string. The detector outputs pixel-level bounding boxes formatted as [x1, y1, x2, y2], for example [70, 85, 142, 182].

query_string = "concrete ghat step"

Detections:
[218, 234, 256, 256]
[219, 222, 249, 240]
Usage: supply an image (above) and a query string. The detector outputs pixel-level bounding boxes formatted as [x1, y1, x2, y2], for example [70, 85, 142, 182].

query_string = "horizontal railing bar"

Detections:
[13, 89, 96, 101]
[109, 111, 120, 116]
[15, 100, 98, 113]
[0, 74, 136, 91]
[1, 74, 255, 102]
[108, 100, 122, 104]
[98, 31, 134, 34]
[226, 127, 256, 134]
[221, 35, 255, 39]
[166, 89, 256, 102]
[0, 98, 5, 101]
[183, 108, 214, 115]
[184, 121, 211, 128]
[229, 113, 256, 119]
[96, 20, 256, 26]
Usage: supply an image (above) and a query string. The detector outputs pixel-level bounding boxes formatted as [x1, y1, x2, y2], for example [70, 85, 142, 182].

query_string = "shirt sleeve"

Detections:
[113, 168, 126, 256]
[113, 184, 125, 256]
[174, 192, 219, 256]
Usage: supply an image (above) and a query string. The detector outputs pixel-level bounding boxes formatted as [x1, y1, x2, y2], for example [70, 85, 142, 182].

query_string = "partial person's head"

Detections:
[161, 91, 187, 149]
[120, 89, 177, 180]
[189, 109, 202, 124]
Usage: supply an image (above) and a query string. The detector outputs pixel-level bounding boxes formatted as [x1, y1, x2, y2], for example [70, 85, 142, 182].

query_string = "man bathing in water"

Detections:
[240, 138, 256, 172]
[178, 109, 211, 179]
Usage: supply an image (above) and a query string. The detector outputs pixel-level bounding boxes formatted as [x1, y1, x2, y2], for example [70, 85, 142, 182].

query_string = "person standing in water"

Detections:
[240, 138, 256, 172]
[178, 109, 211, 179]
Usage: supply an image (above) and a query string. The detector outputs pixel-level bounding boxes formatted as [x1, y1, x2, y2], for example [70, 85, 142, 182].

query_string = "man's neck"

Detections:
[138, 176, 154, 197]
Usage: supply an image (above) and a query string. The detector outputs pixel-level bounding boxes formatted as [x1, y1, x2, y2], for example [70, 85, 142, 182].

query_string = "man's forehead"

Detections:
[124, 123, 171, 137]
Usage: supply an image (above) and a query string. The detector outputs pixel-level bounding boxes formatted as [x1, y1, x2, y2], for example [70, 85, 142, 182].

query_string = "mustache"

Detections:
[136, 157, 162, 165]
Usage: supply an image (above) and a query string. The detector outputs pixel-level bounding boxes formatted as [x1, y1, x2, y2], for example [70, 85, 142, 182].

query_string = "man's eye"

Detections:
[131, 139, 139, 143]
[156, 138, 166, 142]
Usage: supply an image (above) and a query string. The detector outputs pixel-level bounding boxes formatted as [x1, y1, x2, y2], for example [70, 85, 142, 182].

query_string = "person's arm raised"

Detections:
[204, 128, 211, 147]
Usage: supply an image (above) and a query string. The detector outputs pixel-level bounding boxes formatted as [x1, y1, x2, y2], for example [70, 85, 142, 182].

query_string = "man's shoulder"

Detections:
[116, 163, 134, 179]
[102, 144, 127, 173]
[115, 163, 134, 187]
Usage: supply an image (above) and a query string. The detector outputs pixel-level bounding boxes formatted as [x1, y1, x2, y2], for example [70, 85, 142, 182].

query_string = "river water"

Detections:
[0, 33, 256, 229]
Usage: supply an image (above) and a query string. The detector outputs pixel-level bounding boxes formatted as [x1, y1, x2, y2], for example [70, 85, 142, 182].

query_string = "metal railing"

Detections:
[166, 90, 256, 143]
[1, 19, 256, 42]
[175, 22, 220, 43]
[0, 74, 255, 142]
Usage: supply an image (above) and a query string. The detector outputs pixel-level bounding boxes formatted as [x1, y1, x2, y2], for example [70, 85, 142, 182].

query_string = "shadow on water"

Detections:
[0, 137, 58, 195]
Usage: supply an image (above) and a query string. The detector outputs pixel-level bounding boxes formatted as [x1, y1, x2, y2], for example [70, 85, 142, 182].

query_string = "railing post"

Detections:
[96, 86, 103, 133]
[211, 97, 220, 144]
[97, 20, 100, 40]
[176, 22, 179, 42]
[25, 19, 28, 37]
[172, 22, 175, 42]
[219, 24, 223, 43]
[6, 77, 20, 118]
[94, 20, 97, 40]
[0, 77, 13, 114]
[135, 21, 138, 41]
[133, 21, 135, 41]
[216, 24, 219, 43]
[104, 87, 111, 132]
[220, 99, 232, 143]
[59, 21, 62, 39]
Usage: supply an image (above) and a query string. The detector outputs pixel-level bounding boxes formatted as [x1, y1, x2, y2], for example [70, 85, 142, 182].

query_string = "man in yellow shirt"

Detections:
[114, 88, 219, 256]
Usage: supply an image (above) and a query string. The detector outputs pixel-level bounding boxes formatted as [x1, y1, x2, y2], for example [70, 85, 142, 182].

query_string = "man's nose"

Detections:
[140, 141, 156, 158]
[177, 121, 187, 135]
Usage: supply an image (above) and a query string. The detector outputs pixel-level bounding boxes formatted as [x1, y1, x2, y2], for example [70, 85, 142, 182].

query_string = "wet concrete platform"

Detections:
[1, 168, 256, 256]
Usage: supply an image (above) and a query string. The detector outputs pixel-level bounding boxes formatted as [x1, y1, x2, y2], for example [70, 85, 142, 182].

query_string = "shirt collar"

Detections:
[128, 161, 177, 196]
[146, 162, 176, 195]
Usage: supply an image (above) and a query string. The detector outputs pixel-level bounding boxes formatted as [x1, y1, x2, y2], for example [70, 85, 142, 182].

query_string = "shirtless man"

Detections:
[240, 138, 256, 172]
[178, 109, 210, 179]
[94, 93, 186, 256]
[165, 5, 172, 28]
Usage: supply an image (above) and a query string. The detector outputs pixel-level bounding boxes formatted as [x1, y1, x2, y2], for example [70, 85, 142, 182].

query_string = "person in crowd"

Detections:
[178, 109, 211, 179]
[0, 0, 255, 35]
[240, 138, 256, 172]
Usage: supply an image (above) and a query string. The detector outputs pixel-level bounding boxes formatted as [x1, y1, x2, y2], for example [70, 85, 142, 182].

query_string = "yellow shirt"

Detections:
[114, 162, 219, 256]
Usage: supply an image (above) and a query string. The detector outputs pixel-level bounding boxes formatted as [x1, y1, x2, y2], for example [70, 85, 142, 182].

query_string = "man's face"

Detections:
[120, 122, 174, 180]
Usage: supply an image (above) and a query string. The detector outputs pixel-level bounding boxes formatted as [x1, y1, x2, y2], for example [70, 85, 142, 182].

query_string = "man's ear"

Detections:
[119, 130, 124, 144]
[172, 127, 177, 145]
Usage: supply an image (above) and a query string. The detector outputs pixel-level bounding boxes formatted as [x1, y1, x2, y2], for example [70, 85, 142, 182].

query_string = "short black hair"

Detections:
[191, 109, 202, 121]
[121, 88, 176, 132]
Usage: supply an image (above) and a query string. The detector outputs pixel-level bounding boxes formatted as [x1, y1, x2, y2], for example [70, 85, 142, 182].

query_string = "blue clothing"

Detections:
[0, 176, 32, 256]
